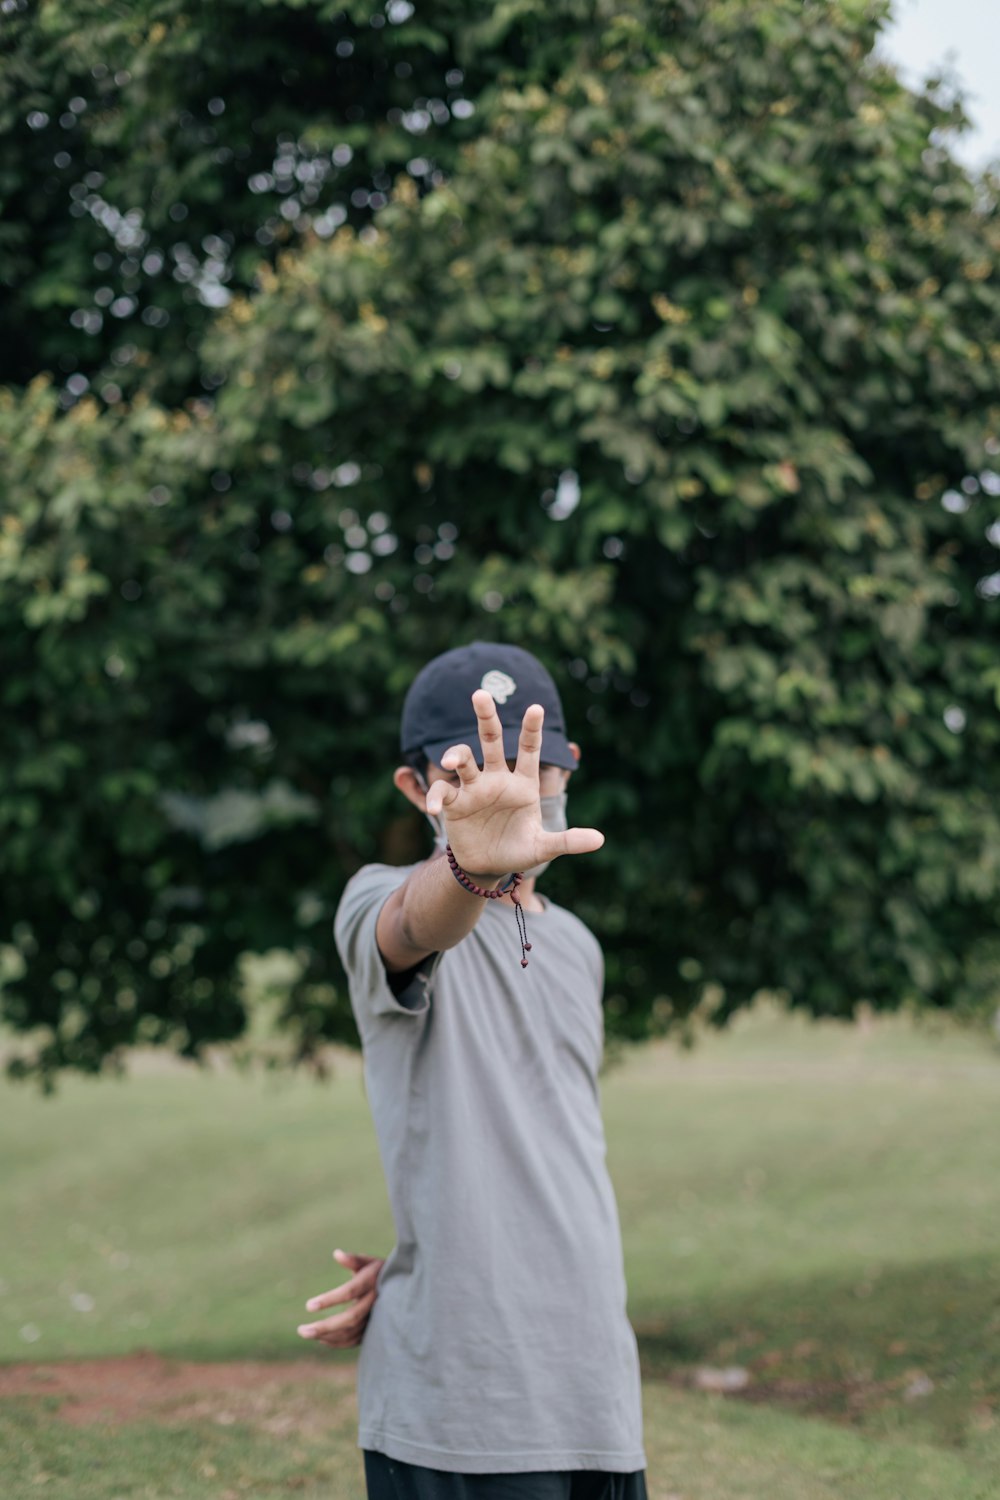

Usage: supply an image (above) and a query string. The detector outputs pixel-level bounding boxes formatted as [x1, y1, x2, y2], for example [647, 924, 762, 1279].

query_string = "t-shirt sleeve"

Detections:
[334, 862, 442, 1029]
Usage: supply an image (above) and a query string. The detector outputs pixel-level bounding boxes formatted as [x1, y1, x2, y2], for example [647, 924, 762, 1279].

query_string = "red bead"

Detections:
[520, 958, 529, 968]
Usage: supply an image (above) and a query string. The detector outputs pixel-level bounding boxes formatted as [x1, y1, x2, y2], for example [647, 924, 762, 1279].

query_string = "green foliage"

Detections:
[3, 0, 1000, 1085]
[0, 0, 475, 400]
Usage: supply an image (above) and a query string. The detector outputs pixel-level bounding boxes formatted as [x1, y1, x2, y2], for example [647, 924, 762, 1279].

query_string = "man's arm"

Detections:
[375, 850, 504, 974]
[376, 688, 603, 974]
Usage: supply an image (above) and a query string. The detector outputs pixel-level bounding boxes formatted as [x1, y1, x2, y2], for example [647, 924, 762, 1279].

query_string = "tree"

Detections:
[3, 0, 1000, 1090]
[0, 0, 476, 402]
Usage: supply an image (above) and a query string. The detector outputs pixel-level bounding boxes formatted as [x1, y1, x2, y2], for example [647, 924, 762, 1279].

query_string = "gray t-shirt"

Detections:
[333, 859, 646, 1476]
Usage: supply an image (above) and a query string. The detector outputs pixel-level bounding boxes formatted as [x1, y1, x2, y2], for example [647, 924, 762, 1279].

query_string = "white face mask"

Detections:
[521, 790, 568, 879]
[415, 772, 568, 881]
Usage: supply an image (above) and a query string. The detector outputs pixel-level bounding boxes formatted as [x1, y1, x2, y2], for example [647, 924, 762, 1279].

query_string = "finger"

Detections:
[313, 1309, 371, 1348]
[307, 1298, 374, 1338]
[471, 688, 508, 772]
[333, 1248, 376, 1271]
[424, 772, 462, 818]
[304, 1267, 377, 1312]
[535, 825, 605, 861]
[299, 1292, 376, 1343]
[513, 703, 544, 783]
[298, 1295, 375, 1339]
[437, 740, 480, 787]
[308, 1259, 381, 1307]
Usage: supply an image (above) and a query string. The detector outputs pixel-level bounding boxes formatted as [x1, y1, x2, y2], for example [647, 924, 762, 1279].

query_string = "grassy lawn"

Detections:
[2, 1000, 999, 1499]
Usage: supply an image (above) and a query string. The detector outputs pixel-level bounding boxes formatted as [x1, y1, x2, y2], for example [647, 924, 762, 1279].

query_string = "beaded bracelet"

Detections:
[444, 844, 532, 968]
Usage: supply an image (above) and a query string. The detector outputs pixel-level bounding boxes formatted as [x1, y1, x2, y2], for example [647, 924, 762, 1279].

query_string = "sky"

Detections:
[878, 0, 1000, 171]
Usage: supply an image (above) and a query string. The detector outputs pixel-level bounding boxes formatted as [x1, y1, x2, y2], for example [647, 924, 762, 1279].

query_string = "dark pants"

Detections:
[363, 1451, 649, 1500]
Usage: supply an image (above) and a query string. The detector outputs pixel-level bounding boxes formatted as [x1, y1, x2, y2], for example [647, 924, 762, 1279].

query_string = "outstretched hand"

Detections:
[425, 688, 604, 880]
[297, 1249, 385, 1349]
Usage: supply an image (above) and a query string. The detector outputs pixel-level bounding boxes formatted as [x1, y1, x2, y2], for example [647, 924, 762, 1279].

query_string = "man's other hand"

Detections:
[297, 1248, 385, 1348]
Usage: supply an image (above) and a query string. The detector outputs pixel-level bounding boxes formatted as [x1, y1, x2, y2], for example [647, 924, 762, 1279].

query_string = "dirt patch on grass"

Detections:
[0, 1350, 357, 1435]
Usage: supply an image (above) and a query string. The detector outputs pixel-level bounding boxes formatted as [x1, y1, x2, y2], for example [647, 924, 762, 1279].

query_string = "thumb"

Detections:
[424, 781, 459, 819]
[537, 825, 605, 861]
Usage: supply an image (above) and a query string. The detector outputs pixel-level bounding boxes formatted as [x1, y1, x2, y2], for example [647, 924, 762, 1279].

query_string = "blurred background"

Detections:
[1, 2, 999, 1497]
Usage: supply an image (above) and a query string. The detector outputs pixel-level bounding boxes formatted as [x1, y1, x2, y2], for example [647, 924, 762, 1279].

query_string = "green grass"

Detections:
[2, 1001, 999, 1499]
[4, 1381, 999, 1500]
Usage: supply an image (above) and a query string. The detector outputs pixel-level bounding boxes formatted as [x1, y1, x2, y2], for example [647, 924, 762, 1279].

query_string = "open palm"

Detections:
[425, 689, 604, 878]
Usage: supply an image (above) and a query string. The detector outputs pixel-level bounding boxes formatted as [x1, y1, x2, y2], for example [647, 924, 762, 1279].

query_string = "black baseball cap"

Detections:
[400, 642, 577, 771]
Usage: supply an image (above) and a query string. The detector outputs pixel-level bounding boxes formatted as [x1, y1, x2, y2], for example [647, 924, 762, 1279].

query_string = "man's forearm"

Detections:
[399, 851, 504, 950]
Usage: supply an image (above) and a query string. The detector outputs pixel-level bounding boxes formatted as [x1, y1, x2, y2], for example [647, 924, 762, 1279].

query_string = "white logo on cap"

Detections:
[481, 669, 517, 704]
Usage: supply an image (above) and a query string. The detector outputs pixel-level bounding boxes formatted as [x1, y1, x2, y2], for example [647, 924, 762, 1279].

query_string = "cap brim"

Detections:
[420, 723, 577, 772]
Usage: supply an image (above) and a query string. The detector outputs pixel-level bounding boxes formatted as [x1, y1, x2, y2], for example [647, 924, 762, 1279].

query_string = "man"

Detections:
[298, 642, 647, 1499]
